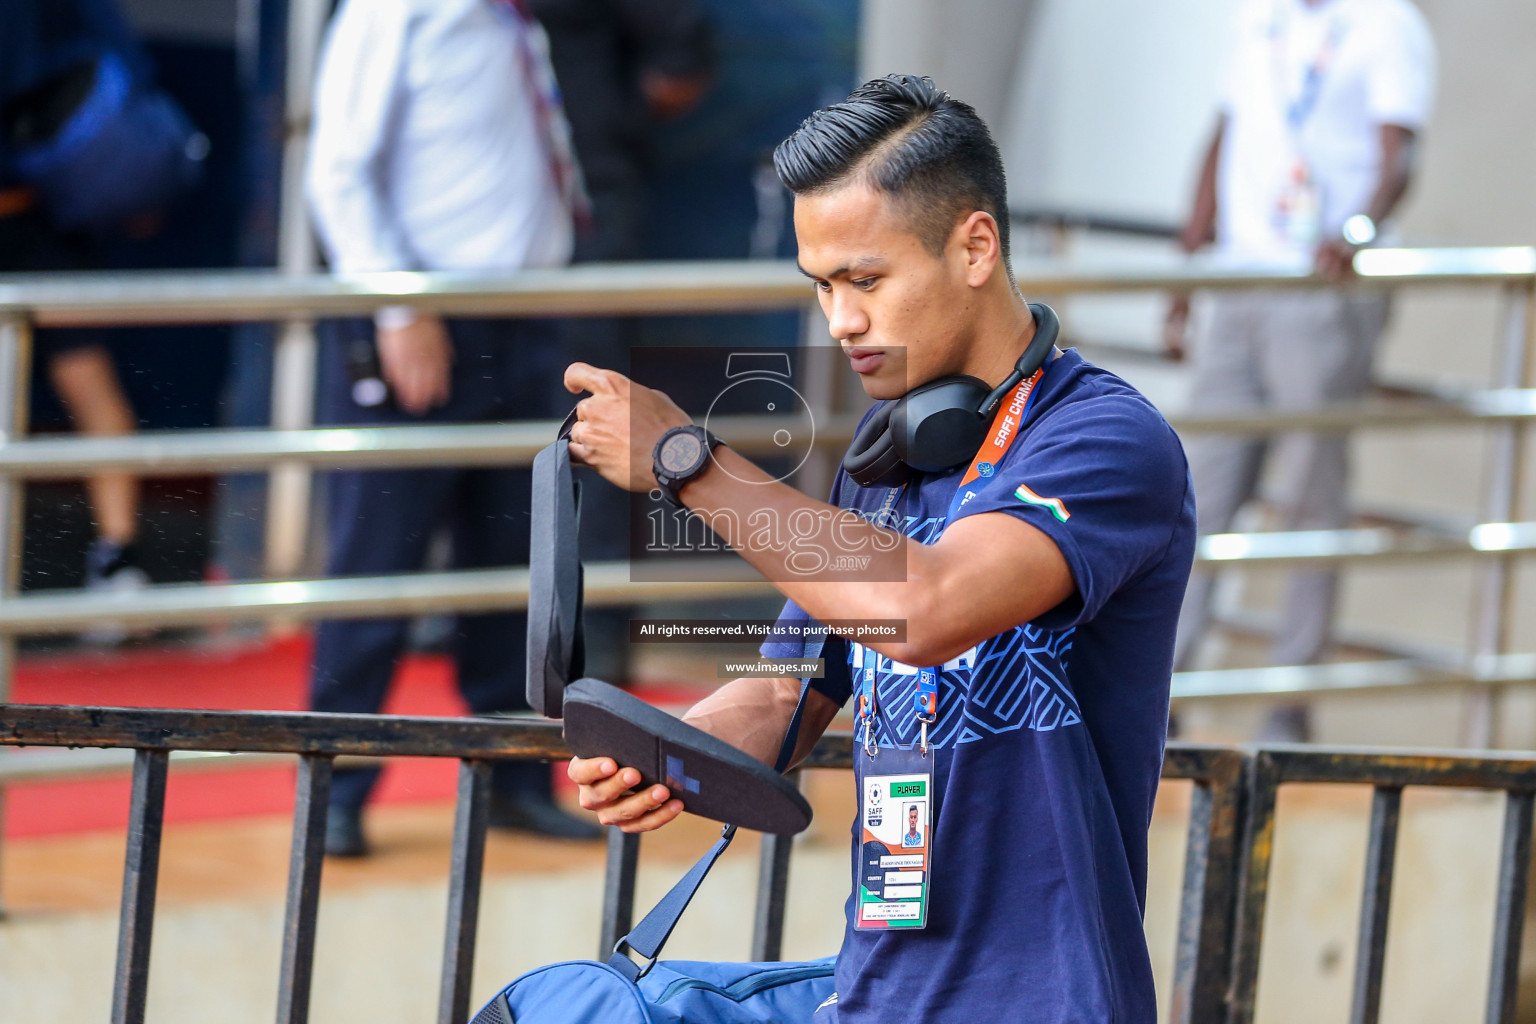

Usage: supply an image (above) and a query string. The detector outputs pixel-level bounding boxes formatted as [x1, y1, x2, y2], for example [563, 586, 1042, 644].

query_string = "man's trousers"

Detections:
[311, 317, 565, 811]
[1174, 288, 1389, 670]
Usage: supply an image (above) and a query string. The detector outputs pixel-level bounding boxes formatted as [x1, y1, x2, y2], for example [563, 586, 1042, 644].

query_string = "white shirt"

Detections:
[306, 0, 573, 276]
[1216, 0, 1436, 263]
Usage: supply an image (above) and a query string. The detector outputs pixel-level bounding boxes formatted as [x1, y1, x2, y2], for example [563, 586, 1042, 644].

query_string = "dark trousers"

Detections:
[311, 317, 563, 811]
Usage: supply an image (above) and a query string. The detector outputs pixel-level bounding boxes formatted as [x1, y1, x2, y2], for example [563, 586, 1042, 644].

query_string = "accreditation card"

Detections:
[855, 770, 931, 929]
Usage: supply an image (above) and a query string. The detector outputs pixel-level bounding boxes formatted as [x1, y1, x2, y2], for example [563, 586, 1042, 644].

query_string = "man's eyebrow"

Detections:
[796, 255, 886, 281]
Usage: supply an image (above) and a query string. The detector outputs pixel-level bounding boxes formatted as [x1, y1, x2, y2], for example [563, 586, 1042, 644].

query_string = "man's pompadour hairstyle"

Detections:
[773, 74, 1011, 261]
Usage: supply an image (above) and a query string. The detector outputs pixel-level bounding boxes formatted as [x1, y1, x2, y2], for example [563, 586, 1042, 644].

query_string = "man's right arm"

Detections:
[569, 675, 840, 833]
[304, 0, 418, 275]
[1165, 114, 1226, 360]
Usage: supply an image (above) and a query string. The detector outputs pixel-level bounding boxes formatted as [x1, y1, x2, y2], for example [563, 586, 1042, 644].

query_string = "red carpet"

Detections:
[9, 637, 504, 839]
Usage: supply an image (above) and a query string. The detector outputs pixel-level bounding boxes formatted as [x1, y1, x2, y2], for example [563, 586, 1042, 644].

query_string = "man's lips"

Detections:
[845, 348, 885, 374]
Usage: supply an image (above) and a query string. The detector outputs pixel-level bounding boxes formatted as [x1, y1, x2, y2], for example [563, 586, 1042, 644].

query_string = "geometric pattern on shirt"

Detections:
[859, 623, 1081, 751]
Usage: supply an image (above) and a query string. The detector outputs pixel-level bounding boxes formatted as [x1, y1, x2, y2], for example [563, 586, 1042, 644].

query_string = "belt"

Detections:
[0, 186, 37, 220]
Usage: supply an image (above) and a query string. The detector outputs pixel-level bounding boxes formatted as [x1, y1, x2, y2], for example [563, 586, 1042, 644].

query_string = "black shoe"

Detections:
[487, 795, 604, 840]
[324, 805, 369, 857]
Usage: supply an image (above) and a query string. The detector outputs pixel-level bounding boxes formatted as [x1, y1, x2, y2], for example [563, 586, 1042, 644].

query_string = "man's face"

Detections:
[908, 807, 919, 831]
[794, 183, 973, 400]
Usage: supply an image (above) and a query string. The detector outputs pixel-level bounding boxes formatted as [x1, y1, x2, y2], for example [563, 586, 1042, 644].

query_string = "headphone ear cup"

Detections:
[842, 401, 910, 488]
[897, 377, 991, 473]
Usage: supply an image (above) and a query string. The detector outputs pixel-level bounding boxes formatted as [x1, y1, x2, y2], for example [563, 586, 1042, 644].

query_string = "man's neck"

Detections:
[956, 286, 1039, 388]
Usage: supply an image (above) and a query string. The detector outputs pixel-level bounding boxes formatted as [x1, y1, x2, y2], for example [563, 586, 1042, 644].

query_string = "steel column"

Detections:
[0, 312, 30, 918]
[598, 829, 641, 958]
[438, 759, 493, 1024]
[1486, 790, 1534, 1024]
[1348, 786, 1402, 1024]
[1465, 282, 1535, 746]
[110, 749, 169, 1024]
[276, 753, 333, 1024]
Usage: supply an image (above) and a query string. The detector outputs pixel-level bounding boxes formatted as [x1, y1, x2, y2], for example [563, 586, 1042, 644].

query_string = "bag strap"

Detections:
[607, 633, 825, 980]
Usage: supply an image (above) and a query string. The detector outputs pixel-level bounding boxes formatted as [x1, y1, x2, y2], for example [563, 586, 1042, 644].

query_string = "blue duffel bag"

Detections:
[469, 825, 836, 1024]
[474, 952, 836, 1024]
[470, 676, 837, 1024]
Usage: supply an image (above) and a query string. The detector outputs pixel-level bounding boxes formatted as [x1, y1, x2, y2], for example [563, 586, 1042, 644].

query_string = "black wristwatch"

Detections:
[653, 425, 725, 508]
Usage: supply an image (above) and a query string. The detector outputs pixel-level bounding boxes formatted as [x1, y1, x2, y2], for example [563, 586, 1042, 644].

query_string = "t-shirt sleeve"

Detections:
[1363, 5, 1437, 130]
[758, 599, 852, 707]
[950, 394, 1190, 631]
[1216, 0, 1265, 114]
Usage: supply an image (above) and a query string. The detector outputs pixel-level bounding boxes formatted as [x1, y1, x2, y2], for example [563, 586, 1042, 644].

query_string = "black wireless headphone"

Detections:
[842, 301, 1061, 488]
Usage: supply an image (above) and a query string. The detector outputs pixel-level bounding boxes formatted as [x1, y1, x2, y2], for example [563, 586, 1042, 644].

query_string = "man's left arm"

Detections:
[1316, 12, 1437, 279]
[1315, 124, 1418, 279]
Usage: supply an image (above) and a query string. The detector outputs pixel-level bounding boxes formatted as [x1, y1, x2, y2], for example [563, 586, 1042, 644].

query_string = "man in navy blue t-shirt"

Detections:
[564, 74, 1195, 1023]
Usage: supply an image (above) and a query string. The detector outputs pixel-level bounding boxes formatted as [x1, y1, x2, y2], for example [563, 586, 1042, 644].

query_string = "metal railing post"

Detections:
[1466, 281, 1535, 747]
[0, 312, 31, 918]
[263, 0, 327, 582]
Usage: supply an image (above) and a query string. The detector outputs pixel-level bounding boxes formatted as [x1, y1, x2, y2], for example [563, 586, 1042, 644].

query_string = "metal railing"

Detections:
[0, 704, 1244, 1024]
[4, 704, 1534, 1024]
[0, 251, 1529, 700]
[0, 248, 1532, 885]
[1226, 745, 1536, 1024]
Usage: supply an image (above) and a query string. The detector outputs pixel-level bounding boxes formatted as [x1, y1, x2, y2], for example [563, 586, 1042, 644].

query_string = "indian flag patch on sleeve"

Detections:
[1014, 483, 1070, 522]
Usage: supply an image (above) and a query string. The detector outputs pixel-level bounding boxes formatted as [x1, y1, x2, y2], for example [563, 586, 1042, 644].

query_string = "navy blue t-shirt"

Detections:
[763, 349, 1195, 1024]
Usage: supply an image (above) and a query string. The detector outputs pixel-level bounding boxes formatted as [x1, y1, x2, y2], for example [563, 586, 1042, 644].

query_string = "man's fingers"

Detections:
[565, 361, 624, 395]
[618, 800, 686, 834]
[576, 766, 645, 809]
[594, 785, 673, 826]
[567, 756, 620, 785]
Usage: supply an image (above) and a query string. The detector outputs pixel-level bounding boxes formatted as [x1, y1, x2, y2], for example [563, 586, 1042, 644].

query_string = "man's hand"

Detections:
[377, 314, 453, 415]
[568, 756, 685, 833]
[1163, 293, 1191, 362]
[1314, 239, 1358, 282]
[563, 362, 691, 491]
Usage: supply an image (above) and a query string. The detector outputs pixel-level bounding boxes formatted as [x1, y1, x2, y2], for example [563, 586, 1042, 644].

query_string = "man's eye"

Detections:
[814, 280, 832, 293]
[852, 278, 877, 290]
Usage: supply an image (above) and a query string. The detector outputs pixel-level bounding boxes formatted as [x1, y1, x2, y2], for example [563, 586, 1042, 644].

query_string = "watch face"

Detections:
[659, 431, 706, 474]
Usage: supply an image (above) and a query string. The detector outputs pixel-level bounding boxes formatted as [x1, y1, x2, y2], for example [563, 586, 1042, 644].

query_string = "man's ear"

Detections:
[956, 210, 1002, 287]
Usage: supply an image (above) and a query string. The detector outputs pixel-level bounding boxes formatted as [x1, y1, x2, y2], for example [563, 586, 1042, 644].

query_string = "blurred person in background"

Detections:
[0, 0, 206, 626]
[635, 0, 859, 354]
[1167, 0, 1435, 739]
[531, 0, 714, 685]
[306, 0, 600, 855]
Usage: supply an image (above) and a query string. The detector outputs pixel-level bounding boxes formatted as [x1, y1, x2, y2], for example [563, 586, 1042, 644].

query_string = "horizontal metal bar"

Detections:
[0, 746, 291, 781]
[0, 262, 812, 327]
[10, 658, 1533, 783]
[0, 414, 863, 478]
[0, 704, 574, 759]
[1255, 745, 1536, 791]
[1197, 522, 1536, 565]
[0, 389, 1530, 479]
[1166, 389, 1536, 435]
[1, 249, 1529, 327]
[1173, 654, 1536, 701]
[0, 516, 1530, 634]
[0, 707, 1259, 785]
[0, 561, 773, 633]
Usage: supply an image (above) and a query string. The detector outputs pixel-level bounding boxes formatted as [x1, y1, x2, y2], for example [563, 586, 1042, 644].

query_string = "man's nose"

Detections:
[826, 292, 869, 342]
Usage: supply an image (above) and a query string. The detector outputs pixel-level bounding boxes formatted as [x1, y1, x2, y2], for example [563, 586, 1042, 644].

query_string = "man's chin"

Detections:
[858, 374, 907, 402]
